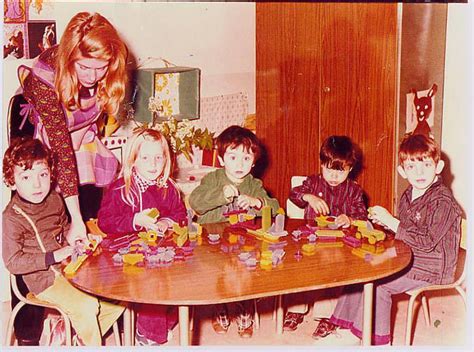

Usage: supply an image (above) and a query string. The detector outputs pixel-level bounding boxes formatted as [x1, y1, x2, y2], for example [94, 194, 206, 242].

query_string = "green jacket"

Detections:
[189, 168, 280, 224]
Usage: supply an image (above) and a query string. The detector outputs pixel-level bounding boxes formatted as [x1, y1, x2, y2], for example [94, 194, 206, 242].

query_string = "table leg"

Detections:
[178, 306, 190, 346]
[362, 282, 374, 346]
[275, 295, 284, 335]
[123, 305, 133, 346]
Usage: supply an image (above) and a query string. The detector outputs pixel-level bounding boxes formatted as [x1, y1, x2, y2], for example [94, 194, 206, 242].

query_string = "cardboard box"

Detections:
[132, 67, 200, 123]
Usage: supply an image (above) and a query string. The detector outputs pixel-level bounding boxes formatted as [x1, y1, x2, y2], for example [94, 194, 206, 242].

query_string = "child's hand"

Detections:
[368, 205, 400, 233]
[154, 219, 169, 234]
[303, 194, 330, 215]
[236, 195, 261, 210]
[335, 214, 351, 228]
[223, 184, 239, 201]
[53, 245, 74, 263]
[87, 233, 103, 245]
[134, 208, 161, 231]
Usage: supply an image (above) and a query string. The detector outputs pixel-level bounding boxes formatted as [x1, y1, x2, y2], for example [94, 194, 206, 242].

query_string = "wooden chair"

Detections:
[5, 274, 122, 346]
[286, 176, 307, 219]
[404, 219, 467, 345]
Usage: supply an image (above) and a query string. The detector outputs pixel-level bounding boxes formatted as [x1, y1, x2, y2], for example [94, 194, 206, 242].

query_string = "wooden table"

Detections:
[67, 220, 411, 346]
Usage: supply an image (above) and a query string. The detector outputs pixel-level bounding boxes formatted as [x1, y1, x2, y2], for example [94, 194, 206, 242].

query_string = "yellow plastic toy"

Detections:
[123, 253, 145, 265]
[147, 208, 160, 219]
[316, 229, 345, 238]
[356, 228, 386, 245]
[315, 215, 336, 228]
[301, 243, 316, 256]
[63, 240, 99, 276]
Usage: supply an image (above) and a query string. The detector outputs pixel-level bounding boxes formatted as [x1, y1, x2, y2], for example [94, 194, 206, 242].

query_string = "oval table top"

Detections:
[67, 219, 412, 305]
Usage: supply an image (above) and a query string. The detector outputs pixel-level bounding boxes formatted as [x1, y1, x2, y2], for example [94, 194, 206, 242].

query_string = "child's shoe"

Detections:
[235, 312, 253, 338]
[135, 330, 160, 346]
[312, 318, 337, 340]
[283, 312, 305, 331]
[212, 310, 230, 334]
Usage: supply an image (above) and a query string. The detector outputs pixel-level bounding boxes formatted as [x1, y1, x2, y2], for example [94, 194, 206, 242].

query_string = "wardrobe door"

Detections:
[256, 3, 322, 203]
[319, 3, 398, 210]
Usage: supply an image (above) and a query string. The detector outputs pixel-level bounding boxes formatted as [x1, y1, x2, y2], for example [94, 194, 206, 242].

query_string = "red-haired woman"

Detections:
[18, 12, 128, 242]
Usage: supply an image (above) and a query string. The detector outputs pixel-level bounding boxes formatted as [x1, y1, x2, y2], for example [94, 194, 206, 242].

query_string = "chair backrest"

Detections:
[7, 94, 35, 144]
[460, 218, 467, 250]
[9, 274, 30, 305]
[455, 219, 467, 285]
[286, 176, 307, 219]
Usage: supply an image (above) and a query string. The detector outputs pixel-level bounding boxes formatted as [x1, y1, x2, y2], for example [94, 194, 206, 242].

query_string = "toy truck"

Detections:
[355, 227, 386, 245]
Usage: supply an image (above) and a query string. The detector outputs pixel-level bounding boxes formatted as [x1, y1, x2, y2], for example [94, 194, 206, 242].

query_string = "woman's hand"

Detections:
[66, 219, 88, 245]
[335, 214, 351, 228]
[236, 195, 261, 210]
[303, 194, 330, 215]
[53, 245, 74, 263]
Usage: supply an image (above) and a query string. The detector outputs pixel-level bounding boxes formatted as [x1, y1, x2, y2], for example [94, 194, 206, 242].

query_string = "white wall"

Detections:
[442, 3, 473, 217]
[21, 1, 256, 111]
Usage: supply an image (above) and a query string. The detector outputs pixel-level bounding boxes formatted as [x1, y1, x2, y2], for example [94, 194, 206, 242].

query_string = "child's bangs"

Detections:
[325, 159, 349, 171]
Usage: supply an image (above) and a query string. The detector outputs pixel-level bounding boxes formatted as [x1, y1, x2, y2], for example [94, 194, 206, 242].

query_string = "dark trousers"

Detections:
[78, 184, 104, 222]
[11, 275, 44, 345]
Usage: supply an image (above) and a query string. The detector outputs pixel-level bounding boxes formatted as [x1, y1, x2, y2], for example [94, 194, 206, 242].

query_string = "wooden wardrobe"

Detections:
[256, 2, 398, 211]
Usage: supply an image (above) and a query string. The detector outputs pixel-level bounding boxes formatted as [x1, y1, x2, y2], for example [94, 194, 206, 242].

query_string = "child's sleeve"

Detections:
[246, 177, 280, 215]
[2, 215, 49, 275]
[396, 198, 460, 252]
[347, 185, 368, 220]
[289, 175, 318, 209]
[188, 172, 229, 215]
[161, 184, 187, 224]
[97, 186, 138, 235]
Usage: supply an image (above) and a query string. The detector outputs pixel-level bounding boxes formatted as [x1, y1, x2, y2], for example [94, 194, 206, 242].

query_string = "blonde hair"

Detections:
[55, 12, 128, 117]
[120, 129, 172, 207]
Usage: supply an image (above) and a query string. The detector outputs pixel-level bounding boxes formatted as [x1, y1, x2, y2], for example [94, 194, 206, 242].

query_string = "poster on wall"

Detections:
[4, 0, 27, 23]
[405, 83, 438, 140]
[3, 23, 27, 59]
[27, 0, 55, 20]
[27, 20, 56, 59]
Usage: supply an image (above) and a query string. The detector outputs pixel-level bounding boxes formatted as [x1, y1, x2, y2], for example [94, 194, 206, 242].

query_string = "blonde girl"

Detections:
[98, 129, 186, 345]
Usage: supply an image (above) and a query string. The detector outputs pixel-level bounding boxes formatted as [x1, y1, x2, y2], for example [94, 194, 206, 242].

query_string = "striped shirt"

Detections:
[396, 176, 462, 285]
[289, 174, 367, 220]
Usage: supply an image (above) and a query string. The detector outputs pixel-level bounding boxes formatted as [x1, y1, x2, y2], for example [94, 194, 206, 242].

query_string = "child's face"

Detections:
[11, 160, 51, 204]
[321, 164, 351, 187]
[134, 140, 166, 181]
[219, 145, 255, 184]
[399, 157, 441, 191]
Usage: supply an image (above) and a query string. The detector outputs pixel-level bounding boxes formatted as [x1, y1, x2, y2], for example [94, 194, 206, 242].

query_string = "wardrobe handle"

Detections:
[323, 86, 331, 93]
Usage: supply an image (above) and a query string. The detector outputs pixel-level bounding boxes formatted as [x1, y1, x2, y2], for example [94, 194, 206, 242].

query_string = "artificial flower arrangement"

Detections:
[146, 96, 215, 162]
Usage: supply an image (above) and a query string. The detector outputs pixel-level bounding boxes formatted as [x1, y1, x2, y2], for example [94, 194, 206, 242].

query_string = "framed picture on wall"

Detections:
[4, 0, 27, 23]
[3, 23, 27, 59]
[27, 20, 56, 59]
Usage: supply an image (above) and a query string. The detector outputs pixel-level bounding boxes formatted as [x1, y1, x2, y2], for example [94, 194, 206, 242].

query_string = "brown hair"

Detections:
[399, 134, 441, 164]
[216, 125, 261, 161]
[55, 12, 128, 117]
[320, 135, 357, 170]
[3, 137, 54, 187]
